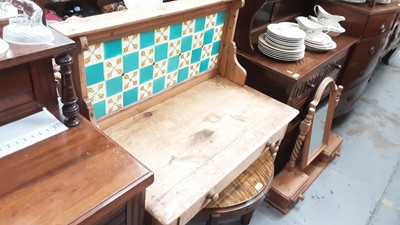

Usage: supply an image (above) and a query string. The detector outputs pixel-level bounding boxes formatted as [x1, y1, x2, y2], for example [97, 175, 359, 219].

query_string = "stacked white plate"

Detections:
[305, 33, 337, 51]
[258, 22, 306, 61]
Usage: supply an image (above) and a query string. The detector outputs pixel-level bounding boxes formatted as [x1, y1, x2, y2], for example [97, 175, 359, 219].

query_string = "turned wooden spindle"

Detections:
[285, 108, 315, 172]
[55, 53, 80, 127]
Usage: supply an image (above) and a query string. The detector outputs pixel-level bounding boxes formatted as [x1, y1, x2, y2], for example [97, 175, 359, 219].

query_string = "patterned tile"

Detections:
[166, 71, 178, 88]
[205, 14, 216, 29]
[123, 70, 139, 91]
[139, 47, 155, 67]
[179, 51, 192, 68]
[139, 81, 153, 100]
[87, 81, 105, 104]
[83, 11, 226, 119]
[84, 43, 104, 66]
[155, 26, 170, 44]
[154, 60, 167, 78]
[104, 56, 123, 80]
[122, 34, 139, 54]
[182, 19, 195, 36]
[192, 32, 204, 49]
[189, 62, 200, 78]
[106, 94, 123, 114]
[168, 39, 181, 57]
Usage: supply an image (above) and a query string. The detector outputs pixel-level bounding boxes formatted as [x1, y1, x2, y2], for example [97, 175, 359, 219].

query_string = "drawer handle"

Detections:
[380, 24, 386, 33]
[307, 83, 315, 88]
[369, 46, 376, 55]
[333, 63, 342, 69]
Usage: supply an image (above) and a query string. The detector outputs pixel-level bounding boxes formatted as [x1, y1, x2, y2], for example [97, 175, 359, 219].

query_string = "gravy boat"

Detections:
[314, 5, 345, 26]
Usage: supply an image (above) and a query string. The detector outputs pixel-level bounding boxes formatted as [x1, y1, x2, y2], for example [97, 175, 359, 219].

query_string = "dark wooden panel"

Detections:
[348, 34, 388, 64]
[362, 12, 397, 38]
[339, 56, 379, 86]
[0, 64, 34, 111]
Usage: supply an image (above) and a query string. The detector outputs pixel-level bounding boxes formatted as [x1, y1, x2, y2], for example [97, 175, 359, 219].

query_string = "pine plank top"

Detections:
[104, 76, 298, 225]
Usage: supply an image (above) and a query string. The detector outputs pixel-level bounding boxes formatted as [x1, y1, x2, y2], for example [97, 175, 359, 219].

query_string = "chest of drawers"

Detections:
[318, 0, 400, 116]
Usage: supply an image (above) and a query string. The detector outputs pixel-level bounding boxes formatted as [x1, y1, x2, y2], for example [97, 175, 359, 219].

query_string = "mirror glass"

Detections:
[308, 97, 329, 156]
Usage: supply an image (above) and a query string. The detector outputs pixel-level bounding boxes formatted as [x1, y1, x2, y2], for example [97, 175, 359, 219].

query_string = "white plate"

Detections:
[259, 34, 305, 54]
[306, 41, 337, 51]
[258, 45, 304, 61]
[267, 23, 306, 41]
[305, 33, 332, 45]
[0, 38, 9, 58]
[265, 34, 305, 49]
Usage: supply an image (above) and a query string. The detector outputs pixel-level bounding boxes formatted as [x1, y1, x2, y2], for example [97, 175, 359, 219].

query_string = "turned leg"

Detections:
[240, 210, 254, 225]
[55, 53, 80, 127]
[206, 213, 220, 225]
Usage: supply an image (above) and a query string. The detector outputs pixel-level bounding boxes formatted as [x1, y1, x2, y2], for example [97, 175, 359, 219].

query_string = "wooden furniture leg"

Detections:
[206, 214, 221, 225]
[55, 53, 80, 127]
[240, 210, 254, 225]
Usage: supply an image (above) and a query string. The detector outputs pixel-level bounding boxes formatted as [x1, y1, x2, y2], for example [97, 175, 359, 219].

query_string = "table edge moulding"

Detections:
[50, 0, 299, 224]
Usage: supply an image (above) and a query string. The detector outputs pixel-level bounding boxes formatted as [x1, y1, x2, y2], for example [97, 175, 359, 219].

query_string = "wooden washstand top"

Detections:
[105, 76, 298, 224]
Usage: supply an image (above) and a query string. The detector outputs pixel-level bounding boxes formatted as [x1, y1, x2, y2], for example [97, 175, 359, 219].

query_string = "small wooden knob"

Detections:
[206, 191, 219, 202]
[298, 194, 305, 201]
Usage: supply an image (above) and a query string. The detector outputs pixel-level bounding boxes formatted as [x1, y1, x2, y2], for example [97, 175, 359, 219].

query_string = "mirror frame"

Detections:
[285, 77, 343, 172]
[300, 77, 341, 169]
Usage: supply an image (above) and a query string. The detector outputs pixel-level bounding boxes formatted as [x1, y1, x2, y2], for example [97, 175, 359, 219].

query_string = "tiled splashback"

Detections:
[83, 11, 226, 119]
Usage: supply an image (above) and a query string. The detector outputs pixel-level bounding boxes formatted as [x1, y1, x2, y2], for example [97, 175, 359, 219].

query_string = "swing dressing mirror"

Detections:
[300, 77, 342, 169]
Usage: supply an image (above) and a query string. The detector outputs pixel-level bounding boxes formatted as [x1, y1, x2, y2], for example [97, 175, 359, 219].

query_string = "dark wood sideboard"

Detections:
[317, 0, 400, 116]
[0, 27, 153, 224]
[233, 0, 357, 173]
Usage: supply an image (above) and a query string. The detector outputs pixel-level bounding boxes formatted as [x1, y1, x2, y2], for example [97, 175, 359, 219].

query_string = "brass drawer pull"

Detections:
[380, 24, 386, 33]
[369, 46, 376, 55]
[333, 63, 342, 69]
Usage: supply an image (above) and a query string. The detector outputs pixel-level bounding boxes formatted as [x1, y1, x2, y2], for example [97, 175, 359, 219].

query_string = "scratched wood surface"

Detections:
[105, 76, 298, 225]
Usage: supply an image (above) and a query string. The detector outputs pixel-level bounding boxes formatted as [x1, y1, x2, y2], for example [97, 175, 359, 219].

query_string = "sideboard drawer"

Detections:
[289, 51, 347, 105]
[362, 12, 397, 39]
[348, 35, 387, 64]
[339, 55, 379, 86]
[335, 76, 370, 117]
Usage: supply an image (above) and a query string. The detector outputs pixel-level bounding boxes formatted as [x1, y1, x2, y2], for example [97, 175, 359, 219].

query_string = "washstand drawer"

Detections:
[288, 52, 347, 105]
[339, 56, 379, 86]
[348, 35, 387, 64]
[362, 12, 397, 39]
